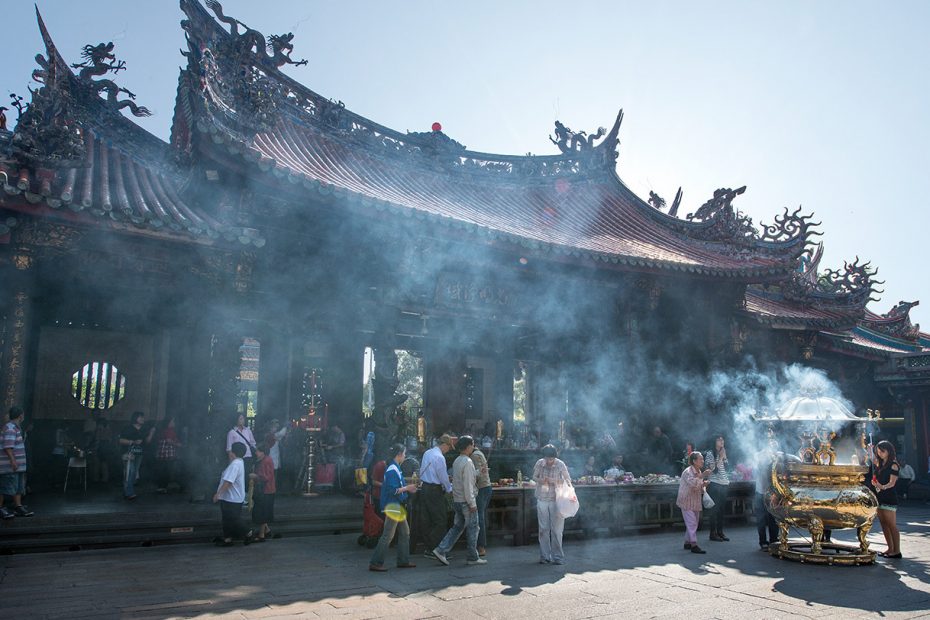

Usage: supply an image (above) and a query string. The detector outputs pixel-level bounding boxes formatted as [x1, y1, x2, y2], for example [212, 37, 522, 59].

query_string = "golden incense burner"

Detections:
[756, 395, 878, 565]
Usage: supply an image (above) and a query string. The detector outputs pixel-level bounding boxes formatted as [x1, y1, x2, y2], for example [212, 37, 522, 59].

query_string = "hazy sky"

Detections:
[7, 1, 929, 328]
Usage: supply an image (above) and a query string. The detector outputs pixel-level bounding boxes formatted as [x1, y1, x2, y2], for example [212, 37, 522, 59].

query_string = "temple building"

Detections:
[1, 2, 928, 489]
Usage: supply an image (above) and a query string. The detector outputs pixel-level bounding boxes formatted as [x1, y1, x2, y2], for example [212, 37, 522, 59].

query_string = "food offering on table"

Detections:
[574, 475, 607, 486]
[633, 473, 679, 485]
[494, 478, 516, 487]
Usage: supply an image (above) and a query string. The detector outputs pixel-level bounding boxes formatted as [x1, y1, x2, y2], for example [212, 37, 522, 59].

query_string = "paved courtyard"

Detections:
[3, 504, 930, 619]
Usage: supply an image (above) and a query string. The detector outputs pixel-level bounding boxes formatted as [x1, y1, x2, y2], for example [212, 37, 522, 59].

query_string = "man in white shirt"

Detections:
[432, 435, 485, 566]
[213, 442, 252, 546]
[418, 434, 454, 558]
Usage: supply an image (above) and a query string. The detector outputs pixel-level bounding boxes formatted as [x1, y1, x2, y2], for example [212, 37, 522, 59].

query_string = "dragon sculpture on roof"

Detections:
[70, 42, 151, 117]
[205, 0, 308, 68]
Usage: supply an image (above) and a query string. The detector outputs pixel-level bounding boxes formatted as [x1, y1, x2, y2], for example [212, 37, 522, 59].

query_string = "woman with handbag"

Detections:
[677, 451, 710, 554]
[369, 443, 418, 571]
[226, 414, 257, 472]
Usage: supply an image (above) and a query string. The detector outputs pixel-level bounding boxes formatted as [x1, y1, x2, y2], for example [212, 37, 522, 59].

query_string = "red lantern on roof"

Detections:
[431, 122, 442, 132]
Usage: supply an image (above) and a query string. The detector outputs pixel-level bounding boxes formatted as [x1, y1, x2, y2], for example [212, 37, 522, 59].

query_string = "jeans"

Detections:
[755, 493, 778, 545]
[436, 501, 479, 561]
[370, 513, 411, 567]
[476, 486, 493, 549]
[537, 498, 565, 562]
[123, 455, 141, 497]
[682, 509, 700, 544]
[707, 482, 729, 535]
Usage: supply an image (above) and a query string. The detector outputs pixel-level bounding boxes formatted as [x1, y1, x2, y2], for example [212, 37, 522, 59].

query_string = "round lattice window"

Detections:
[71, 362, 126, 410]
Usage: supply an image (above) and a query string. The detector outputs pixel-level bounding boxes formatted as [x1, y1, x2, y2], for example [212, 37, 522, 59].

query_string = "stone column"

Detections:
[2, 248, 36, 412]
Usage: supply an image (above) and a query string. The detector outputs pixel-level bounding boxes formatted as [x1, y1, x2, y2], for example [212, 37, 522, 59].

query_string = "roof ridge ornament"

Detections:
[861, 300, 921, 342]
[668, 185, 821, 257]
[549, 120, 607, 154]
[10, 8, 86, 168]
[683, 186, 757, 243]
[773, 253, 883, 311]
[205, 0, 308, 69]
[70, 42, 152, 118]
[185, 0, 310, 136]
[649, 187, 683, 216]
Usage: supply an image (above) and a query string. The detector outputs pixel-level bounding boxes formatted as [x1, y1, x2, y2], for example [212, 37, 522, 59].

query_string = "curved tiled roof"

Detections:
[3, 128, 219, 237]
[742, 288, 863, 330]
[0, 8, 263, 247]
[177, 0, 811, 279]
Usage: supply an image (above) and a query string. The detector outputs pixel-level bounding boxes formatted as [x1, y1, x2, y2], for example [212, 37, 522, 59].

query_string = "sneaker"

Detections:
[13, 505, 34, 517]
[539, 558, 551, 564]
[467, 558, 488, 565]
[477, 546, 487, 557]
[0, 507, 14, 520]
[552, 559, 564, 565]
[423, 550, 436, 560]
[432, 548, 449, 566]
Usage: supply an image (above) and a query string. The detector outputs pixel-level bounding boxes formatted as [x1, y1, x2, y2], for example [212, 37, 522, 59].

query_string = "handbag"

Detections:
[235, 429, 257, 455]
[555, 484, 580, 519]
[702, 490, 715, 509]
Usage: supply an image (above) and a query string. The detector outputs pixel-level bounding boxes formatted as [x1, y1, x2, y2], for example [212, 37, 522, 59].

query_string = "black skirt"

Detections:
[251, 493, 275, 524]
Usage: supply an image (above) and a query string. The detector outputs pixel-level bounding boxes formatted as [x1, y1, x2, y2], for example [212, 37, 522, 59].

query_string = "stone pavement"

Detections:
[3, 504, 930, 620]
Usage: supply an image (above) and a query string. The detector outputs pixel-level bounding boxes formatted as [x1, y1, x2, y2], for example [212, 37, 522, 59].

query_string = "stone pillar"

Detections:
[2, 248, 36, 413]
[492, 352, 515, 434]
[256, 327, 290, 429]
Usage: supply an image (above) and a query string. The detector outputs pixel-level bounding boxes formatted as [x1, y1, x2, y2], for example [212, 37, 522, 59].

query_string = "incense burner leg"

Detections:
[809, 516, 824, 555]
[858, 517, 873, 553]
[777, 520, 789, 550]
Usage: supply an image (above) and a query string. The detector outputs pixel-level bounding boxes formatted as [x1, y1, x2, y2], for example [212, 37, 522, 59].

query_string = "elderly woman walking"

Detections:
[677, 451, 710, 554]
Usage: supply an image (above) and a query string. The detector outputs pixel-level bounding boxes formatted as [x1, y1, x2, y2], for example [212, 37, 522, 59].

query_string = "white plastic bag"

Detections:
[702, 490, 715, 509]
[556, 484, 580, 519]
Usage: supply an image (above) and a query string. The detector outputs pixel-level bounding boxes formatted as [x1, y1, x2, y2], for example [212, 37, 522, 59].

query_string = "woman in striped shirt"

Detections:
[704, 434, 730, 542]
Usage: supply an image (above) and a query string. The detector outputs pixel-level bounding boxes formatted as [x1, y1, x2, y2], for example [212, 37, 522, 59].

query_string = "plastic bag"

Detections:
[556, 484, 580, 519]
[702, 490, 715, 509]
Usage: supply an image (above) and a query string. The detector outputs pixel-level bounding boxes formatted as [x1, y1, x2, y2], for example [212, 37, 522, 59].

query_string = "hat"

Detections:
[438, 434, 455, 446]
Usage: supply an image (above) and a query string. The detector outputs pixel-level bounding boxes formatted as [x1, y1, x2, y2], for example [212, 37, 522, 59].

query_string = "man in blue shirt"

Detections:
[418, 433, 454, 559]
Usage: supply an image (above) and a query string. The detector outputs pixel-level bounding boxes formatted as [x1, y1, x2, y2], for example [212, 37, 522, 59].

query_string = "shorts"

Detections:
[878, 504, 897, 512]
[0, 471, 26, 496]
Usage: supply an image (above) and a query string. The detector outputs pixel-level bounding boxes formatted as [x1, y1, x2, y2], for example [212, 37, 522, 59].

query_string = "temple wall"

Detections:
[32, 326, 162, 422]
